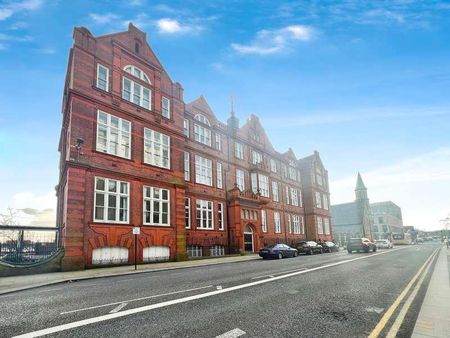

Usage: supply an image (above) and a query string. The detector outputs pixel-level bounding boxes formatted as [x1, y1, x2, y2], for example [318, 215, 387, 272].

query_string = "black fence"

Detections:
[0, 226, 59, 265]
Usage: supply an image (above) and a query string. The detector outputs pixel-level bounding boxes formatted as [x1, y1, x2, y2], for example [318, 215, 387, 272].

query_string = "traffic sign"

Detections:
[132, 227, 140, 235]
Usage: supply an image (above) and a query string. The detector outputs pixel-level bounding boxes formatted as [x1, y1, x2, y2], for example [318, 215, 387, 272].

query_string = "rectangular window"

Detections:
[270, 158, 277, 173]
[185, 198, 191, 229]
[235, 142, 244, 159]
[143, 186, 170, 226]
[293, 215, 301, 234]
[272, 181, 279, 202]
[122, 77, 150, 109]
[285, 185, 290, 205]
[251, 172, 258, 193]
[317, 217, 324, 235]
[288, 214, 292, 234]
[195, 155, 212, 186]
[261, 210, 267, 233]
[187, 245, 202, 257]
[215, 134, 222, 151]
[96, 110, 131, 159]
[315, 191, 322, 208]
[289, 166, 296, 180]
[144, 128, 170, 169]
[161, 96, 170, 118]
[258, 174, 269, 197]
[96, 64, 109, 91]
[274, 212, 281, 233]
[196, 199, 214, 229]
[218, 203, 224, 230]
[324, 218, 330, 235]
[217, 162, 223, 189]
[252, 150, 262, 165]
[183, 119, 189, 137]
[323, 194, 329, 210]
[236, 169, 245, 191]
[194, 124, 211, 146]
[299, 190, 303, 207]
[94, 177, 129, 223]
[210, 245, 225, 256]
[184, 152, 190, 181]
[290, 188, 299, 206]
[281, 163, 287, 178]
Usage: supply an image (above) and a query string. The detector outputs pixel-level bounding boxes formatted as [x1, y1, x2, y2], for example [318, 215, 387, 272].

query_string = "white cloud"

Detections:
[0, 0, 43, 21]
[35, 47, 55, 54]
[155, 18, 203, 34]
[231, 25, 314, 55]
[330, 148, 450, 231]
[89, 13, 119, 25]
[128, 0, 145, 6]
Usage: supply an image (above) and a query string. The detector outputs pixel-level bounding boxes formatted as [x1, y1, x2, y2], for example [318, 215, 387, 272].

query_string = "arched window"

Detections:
[194, 114, 211, 126]
[123, 65, 150, 84]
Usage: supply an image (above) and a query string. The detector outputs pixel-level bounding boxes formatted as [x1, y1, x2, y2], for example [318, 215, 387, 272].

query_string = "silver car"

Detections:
[375, 239, 393, 249]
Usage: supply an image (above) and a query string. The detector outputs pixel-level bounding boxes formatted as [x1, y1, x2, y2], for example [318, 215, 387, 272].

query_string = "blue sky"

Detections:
[0, 0, 449, 230]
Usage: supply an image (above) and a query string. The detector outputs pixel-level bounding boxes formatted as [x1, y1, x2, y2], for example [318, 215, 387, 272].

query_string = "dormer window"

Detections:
[193, 114, 211, 146]
[123, 65, 150, 83]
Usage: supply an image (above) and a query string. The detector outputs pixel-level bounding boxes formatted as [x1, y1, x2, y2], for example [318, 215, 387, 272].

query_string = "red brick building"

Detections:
[56, 24, 331, 270]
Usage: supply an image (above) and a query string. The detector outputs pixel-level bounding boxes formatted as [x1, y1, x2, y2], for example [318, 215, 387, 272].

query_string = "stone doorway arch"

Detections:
[244, 224, 255, 253]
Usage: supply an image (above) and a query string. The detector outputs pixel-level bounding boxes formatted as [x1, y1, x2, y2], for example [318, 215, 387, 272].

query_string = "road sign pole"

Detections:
[134, 233, 137, 271]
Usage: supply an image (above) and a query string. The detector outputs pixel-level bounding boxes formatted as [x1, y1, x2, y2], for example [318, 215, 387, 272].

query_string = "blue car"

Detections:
[259, 244, 298, 259]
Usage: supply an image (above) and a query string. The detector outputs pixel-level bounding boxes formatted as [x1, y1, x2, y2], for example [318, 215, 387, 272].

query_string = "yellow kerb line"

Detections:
[368, 248, 439, 338]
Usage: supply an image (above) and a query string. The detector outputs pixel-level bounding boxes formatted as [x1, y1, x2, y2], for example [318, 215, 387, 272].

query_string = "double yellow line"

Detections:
[368, 247, 439, 338]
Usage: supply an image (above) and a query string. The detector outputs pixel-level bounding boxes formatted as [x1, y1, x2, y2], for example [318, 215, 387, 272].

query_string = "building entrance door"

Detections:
[244, 224, 254, 252]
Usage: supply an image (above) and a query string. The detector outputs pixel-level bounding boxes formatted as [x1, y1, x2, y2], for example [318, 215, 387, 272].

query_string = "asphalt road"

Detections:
[0, 243, 440, 338]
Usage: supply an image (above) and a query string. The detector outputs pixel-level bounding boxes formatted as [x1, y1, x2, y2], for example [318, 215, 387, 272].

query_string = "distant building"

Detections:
[331, 173, 373, 244]
[370, 201, 404, 240]
[298, 151, 332, 241]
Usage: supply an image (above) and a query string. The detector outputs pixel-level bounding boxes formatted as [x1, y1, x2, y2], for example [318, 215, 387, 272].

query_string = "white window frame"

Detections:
[235, 142, 244, 160]
[258, 174, 269, 197]
[261, 210, 267, 233]
[143, 186, 170, 227]
[252, 150, 262, 165]
[290, 188, 299, 206]
[194, 114, 211, 126]
[270, 158, 277, 173]
[315, 191, 322, 208]
[324, 218, 330, 235]
[215, 134, 222, 151]
[96, 110, 131, 159]
[194, 124, 211, 146]
[196, 199, 214, 230]
[210, 245, 225, 256]
[218, 202, 224, 230]
[317, 217, 324, 235]
[183, 119, 189, 137]
[293, 215, 301, 234]
[123, 65, 150, 83]
[94, 177, 129, 223]
[289, 166, 296, 180]
[143, 128, 170, 169]
[285, 185, 290, 205]
[96, 64, 109, 91]
[272, 181, 279, 202]
[195, 155, 212, 186]
[323, 194, 329, 210]
[288, 214, 292, 234]
[161, 96, 170, 119]
[122, 77, 151, 109]
[187, 245, 203, 257]
[217, 162, 223, 189]
[274, 212, 281, 233]
[184, 152, 190, 181]
[236, 169, 245, 191]
[185, 197, 191, 229]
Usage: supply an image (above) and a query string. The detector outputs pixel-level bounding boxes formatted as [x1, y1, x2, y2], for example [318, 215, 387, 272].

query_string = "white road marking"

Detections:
[15, 247, 410, 338]
[216, 328, 246, 338]
[60, 285, 213, 314]
[109, 303, 128, 314]
[251, 268, 307, 279]
[216, 285, 223, 290]
[365, 306, 384, 314]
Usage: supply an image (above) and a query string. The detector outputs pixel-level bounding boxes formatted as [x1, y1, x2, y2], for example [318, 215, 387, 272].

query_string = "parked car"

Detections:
[297, 241, 323, 255]
[347, 238, 377, 253]
[322, 241, 339, 253]
[375, 239, 393, 249]
[259, 244, 298, 259]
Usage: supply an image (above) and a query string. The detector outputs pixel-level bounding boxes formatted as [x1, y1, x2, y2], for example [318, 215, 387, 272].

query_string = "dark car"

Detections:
[297, 241, 323, 255]
[259, 244, 298, 259]
[322, 241, 339, 253]
[347, 238, 377, 253]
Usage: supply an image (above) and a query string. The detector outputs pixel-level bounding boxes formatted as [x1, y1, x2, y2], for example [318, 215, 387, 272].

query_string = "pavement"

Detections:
[0, 254, 260, 295]
[412, 246, 450, 338]
[0, 244, 444, 338]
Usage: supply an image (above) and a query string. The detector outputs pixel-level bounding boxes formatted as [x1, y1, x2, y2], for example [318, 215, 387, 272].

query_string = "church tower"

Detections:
[355, 173, 373, 239]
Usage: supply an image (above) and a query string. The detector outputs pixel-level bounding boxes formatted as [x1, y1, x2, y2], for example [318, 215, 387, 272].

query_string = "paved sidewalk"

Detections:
[412, 246, 450, 338]
[0, 254, 259, 295]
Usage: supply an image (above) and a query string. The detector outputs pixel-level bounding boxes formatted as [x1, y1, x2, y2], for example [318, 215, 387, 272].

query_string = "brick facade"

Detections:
[56, 24, 331, 270]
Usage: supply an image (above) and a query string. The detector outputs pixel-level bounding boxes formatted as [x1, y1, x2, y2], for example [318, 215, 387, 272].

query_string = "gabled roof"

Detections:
[239, 114, 275, 153]
[282, 147, 297, 161]
[298, 150, 323, 168]
[186, 95, 225, 127]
